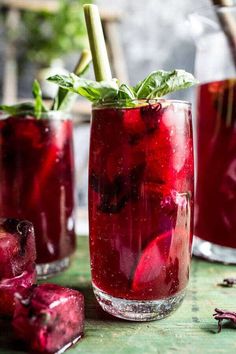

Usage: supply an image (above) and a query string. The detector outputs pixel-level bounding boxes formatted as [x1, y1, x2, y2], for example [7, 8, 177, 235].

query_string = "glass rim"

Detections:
[0, 110, 72, 120]
[92, 98, 191, 109]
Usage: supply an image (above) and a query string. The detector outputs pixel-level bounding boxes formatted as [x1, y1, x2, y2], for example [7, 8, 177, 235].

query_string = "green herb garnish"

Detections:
[134, 70, 197, 99]
[0, 102, 35, 116]
[0, 50, 91, 118]
[48, 74, 119, 101]
[32, 80, 46, 118]
[47, 4, 196, 107]
[47, 5, 197, 107]
[48, 69, 197, 106]
[52, 49, 91, 110]
[0, 80, 47, 118]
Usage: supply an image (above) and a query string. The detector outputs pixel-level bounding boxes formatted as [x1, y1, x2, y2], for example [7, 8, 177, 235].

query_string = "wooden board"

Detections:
[1, 237, 236, 354]
[0, 0, 122, 20]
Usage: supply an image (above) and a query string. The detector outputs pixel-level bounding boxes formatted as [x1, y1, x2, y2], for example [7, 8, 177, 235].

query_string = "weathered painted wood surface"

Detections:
[1, 236, 236, 354]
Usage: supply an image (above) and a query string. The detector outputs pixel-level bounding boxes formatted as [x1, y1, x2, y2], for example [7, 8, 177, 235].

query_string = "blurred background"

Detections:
[0, 0, 210, 234]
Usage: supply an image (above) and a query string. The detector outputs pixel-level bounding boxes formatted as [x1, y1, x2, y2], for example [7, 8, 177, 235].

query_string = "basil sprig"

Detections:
[0, 50, 92, 118]
[48, 69, 197, 105]
[0, 69, 197, 116]
[0, 80, 47, 118]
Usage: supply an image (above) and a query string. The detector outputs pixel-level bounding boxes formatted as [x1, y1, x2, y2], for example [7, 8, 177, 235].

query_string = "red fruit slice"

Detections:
[132, 230, 172, 291]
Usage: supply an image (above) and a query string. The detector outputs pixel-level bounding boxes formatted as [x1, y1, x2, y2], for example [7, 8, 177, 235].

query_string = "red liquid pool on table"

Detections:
[195, 79, 236, 249]
[89, 101, 194, 301]
[0, 114, 76, 265]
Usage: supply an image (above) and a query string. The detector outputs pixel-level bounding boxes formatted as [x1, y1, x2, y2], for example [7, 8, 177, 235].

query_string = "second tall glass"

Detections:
[0, 111, 76, 278]
[89, 99, 194, 321]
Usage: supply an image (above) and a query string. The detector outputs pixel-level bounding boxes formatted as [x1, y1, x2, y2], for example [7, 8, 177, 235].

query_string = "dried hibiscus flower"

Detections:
[213, 308, 236, 333]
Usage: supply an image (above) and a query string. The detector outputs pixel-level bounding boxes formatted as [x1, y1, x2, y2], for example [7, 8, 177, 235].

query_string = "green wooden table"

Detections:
[1, 237, 236, 354]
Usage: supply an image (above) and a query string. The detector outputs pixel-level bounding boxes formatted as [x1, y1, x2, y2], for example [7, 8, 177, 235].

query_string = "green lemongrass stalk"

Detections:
[52, 49, 92, 110]
[83, 4, 112, 81]
[74, 49, 92, 76]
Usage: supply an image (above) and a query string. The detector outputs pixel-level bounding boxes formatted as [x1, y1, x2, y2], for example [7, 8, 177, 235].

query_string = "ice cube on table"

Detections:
[0, 218, 36, 279]
[0, 265, 36, 317]
[13, 283, 84, 354]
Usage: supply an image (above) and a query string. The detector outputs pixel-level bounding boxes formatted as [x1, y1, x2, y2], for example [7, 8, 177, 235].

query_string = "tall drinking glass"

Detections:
[0, 111, 76, 278]
[89, 99, 194, 321]
[190, 5, 236, 263]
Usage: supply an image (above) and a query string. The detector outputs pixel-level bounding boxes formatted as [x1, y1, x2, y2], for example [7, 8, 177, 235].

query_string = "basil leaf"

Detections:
[48, 74, 119, 103]
[134, 70, 197, 99]
[117, 84, 136, 100]
[0, 102, 35, 115]
[51, 75, 76, 111]
[48, 74, 75, 89]
[52, 88, 74, 111]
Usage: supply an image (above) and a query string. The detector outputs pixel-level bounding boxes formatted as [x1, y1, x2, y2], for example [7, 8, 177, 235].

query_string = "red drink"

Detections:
[89, 100, 194, 320]
[194, 79, 236, 262]
[0, 112, 76, 277]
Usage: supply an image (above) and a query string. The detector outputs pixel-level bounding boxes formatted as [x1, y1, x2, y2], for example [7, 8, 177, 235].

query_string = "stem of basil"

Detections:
[83, 4, 112, 81]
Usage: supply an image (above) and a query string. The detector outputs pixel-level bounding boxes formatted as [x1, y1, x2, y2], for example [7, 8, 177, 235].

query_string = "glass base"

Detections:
[36, 257, 70, 279]
[93, 284, 186, 321]
[193, 236, 236, 264]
